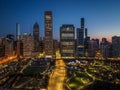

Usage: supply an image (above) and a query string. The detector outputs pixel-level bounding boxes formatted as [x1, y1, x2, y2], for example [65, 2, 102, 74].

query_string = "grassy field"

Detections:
[69, 72, 93, 90]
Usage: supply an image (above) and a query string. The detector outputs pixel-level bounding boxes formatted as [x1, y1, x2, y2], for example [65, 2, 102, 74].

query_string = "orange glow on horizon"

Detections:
[92, 36, 112, 42]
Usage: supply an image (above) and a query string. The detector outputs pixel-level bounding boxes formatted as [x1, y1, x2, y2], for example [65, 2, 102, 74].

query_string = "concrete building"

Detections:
[22, 33, 34, 58]
[44, 11, 53, 58]
[5, 34, 14, 57]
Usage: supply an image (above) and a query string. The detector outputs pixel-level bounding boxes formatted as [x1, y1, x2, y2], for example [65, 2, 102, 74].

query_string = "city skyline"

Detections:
[0, 0, 120, 41]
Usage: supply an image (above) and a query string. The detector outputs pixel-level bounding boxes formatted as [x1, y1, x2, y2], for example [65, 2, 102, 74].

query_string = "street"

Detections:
[47, 59, 66, 90]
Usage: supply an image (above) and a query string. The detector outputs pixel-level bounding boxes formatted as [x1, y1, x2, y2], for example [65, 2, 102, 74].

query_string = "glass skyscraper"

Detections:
[77, 18, 85, 57]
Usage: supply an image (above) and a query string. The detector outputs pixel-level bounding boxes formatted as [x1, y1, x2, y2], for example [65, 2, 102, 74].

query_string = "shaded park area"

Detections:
[23, 66, 46, 76]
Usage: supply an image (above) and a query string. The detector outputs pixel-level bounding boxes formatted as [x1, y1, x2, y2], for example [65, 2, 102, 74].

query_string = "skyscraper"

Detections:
[22, 33, 34, 58]
[112, 36, 120, 57]
[5, 34, 14, 57]
[17, 40, 23, 58]
[44, 11, 53, 58]
[16, 23, 20, 41]
[33, 22, 39, 52]
[77, 28, 84, 57]
[88, 39, 98, 57]
[84, 36, 90, 53]
[81, 18, 84, 29]
[77, 18, 86, 57]
[102, 44, 112, 58]
[85, 28, 87, 38]
[60, 24, 75, 57]
[84, 28, 90, 52]
[0, 37, 5, 57]
[100, 38, 110, 58]
[53, 39, 59, 54]
[16, 23, 23, 58]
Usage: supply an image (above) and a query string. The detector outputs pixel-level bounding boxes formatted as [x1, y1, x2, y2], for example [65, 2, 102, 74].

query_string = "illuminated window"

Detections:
[45, 15, 52, 20]
[61, 42, 74, 45]
[61, 33, 74, 38]
[62, 50, 74, 53]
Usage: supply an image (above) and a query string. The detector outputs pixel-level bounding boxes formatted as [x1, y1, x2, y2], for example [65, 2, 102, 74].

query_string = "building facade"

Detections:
[5, 34, 14, 57]
[81, 18, 84, 28]
[0, 38, 5, 57]
[33, 22, 40, 52]
[112, 36, 120, 57]
[39, 39, 44, 54]
[22, 34, 34, 58]
[53, 39, 59, 54]
[44, 11, 53, 58]
[16, 40, 23, 57]
[60, 24, 75, 57]
[88, 40, 98, 57]
[77, 18, 85, 57]
[77, 28, 84, 57]
[100, 38, 110, 58]
[16, 23, 20, 41]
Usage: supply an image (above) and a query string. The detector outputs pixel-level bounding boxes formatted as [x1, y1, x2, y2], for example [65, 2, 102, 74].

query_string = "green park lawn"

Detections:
[69, 72, 93, 89]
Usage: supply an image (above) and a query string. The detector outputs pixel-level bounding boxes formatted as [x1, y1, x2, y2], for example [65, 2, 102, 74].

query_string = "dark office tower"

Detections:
[81, 18, 84, 29]
[102, 38, 107, 43]
[84, 36, 90, 49]
[77, 28, 84, 57]
[33, 22, 39, 52]
[60, 24, 75, 57]
[112, 36, 120, 58]
[53, 39, 59, 54]
[100, 38, 110, 58]
[84, 28, 89, 51]
[88, 39, 98, 57]
[95, 39, 99, 49]
[44, 11, 53, 58]
[39, 39, 44, 53]
[85, 28, 87, 37]
[16, 23, 20, 41]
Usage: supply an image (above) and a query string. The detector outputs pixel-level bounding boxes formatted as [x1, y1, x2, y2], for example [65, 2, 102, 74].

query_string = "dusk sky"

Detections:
[0, 0, 120, 41]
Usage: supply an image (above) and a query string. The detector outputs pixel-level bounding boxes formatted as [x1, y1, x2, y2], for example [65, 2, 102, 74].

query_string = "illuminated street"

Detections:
[47, 59, 66, 90]
[0, 55, 17, 65]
